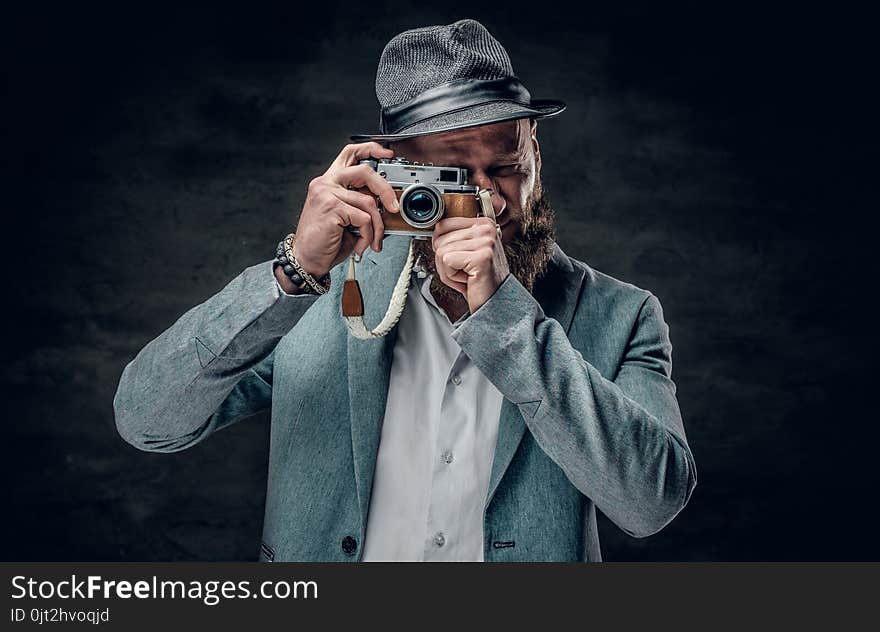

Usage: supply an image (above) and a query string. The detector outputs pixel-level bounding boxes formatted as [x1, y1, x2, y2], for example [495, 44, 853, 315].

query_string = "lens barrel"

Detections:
[399, 184, 444, 228]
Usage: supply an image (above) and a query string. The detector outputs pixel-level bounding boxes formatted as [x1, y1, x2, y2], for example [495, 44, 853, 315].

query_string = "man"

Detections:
[114, 19, 697, 562]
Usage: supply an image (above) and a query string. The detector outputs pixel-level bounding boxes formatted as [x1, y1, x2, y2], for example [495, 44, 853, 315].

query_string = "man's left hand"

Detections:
[432, 216, 510, 313]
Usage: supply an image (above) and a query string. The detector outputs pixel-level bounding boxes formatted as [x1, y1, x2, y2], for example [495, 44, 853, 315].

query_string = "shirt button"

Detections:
[442, 451, 454, 464]
[433, 532, 446, 547]
[451, 374, 462, 386]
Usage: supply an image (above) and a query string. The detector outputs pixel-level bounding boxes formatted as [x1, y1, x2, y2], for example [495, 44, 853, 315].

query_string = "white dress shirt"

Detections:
[359, 271, 504, 561]
[274, 267, 504, 561]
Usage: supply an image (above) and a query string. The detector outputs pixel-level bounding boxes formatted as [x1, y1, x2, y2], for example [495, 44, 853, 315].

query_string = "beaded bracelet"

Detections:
[274, 234, 330, 295]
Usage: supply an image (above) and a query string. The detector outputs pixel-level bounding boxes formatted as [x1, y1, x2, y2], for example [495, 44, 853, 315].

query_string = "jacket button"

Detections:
[341, 535, 358, 556]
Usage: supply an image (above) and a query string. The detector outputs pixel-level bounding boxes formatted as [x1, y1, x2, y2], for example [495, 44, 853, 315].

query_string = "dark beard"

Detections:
[413, 176, 556, 304]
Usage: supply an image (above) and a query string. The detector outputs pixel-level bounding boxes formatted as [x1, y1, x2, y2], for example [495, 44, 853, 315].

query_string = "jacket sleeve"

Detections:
[451, 274, 697, 538]
[113, 260, 319, 453]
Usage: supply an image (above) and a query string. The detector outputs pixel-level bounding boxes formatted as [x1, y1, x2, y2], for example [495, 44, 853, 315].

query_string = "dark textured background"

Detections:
[3, 2, 875, 561]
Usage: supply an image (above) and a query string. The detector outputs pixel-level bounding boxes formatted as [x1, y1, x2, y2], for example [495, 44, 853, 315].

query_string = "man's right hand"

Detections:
[290, 142, 401, 279]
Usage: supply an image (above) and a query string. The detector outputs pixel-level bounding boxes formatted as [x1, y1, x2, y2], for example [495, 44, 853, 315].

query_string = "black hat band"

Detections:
[379, 77, 531, 134]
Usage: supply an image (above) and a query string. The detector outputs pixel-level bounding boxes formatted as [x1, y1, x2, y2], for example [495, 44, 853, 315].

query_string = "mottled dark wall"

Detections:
[4, 3, 875, 561]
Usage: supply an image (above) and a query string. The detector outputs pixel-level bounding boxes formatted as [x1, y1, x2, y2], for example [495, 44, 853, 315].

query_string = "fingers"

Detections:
[434, 235, 497, 255]
[438, 249, 494, 277]
[335, 164, 400, 215]
[334, 188, 385, 252]
[432, 217, 498, 252]
[436, 257, 468, 293]
[334, 203, 375, 257]
[327, 142, 394, 173]
[295, 143, 396, 274]
[431, 217, 501, 295]
[335, 229, 360, 266]
[432, 216, 483, 237]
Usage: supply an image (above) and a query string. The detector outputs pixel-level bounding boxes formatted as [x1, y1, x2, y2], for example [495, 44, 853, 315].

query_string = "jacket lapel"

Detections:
[485, 243, 586, 507]
[347, 237, 411, 524]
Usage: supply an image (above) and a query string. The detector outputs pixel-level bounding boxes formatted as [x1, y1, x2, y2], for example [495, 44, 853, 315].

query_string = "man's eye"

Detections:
[490, 165, 524, 177]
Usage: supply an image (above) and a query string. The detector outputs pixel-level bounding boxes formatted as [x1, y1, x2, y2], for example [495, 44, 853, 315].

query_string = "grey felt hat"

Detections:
[350, 19, 566, 142]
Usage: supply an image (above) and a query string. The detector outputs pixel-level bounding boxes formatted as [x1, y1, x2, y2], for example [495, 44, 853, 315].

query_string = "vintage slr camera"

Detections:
[349, 157, 481, 238]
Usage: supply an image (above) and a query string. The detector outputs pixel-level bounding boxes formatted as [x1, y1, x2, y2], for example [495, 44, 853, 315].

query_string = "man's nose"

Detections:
[470, 173, 507, 220]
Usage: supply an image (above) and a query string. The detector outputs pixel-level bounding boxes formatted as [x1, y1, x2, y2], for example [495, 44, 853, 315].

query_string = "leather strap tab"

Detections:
[342, 279, 365, 317]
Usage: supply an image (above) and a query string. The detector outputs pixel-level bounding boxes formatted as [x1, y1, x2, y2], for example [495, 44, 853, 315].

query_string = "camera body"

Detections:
[352, 157, 481, 238]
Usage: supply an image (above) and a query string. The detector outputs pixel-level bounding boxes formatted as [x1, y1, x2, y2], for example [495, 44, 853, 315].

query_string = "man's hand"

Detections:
[291, 143, 401, 278]
[431, 216, 510, 313]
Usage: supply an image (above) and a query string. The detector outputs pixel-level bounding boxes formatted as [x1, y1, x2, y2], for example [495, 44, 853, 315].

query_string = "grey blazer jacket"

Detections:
[114, 236, 697, 562]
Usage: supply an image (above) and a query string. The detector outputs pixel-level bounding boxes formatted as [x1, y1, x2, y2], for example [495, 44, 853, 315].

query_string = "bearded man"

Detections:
[114, 19, 697, 562]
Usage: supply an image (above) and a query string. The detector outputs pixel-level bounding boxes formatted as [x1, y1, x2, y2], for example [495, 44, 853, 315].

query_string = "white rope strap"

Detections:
[340, 188, 495, 340]
[343, 239, 416, 340]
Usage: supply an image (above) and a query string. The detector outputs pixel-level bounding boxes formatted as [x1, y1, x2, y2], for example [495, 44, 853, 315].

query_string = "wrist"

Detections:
[275, 234, 331, 295]
[291, 241, 327, 279]
[274, 263, 308, 295]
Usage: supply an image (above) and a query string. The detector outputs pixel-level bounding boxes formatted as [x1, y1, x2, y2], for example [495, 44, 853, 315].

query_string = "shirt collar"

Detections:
[414, 272, 470, 326]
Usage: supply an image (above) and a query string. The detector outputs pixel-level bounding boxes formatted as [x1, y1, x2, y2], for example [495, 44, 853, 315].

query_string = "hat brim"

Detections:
[350, 99, 566, 143]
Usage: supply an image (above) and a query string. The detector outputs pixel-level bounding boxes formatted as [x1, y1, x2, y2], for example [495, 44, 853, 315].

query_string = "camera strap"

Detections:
[341, 189, 496, 339]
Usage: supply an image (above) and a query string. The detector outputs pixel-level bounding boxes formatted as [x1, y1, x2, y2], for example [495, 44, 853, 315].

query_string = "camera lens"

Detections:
[407, 192, 435, 219]
[400, 185, 444, 228]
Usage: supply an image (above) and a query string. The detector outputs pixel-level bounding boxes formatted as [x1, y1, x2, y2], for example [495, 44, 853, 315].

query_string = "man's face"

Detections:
[391, 118, 537, 243]
[389, 118, 556, 298]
